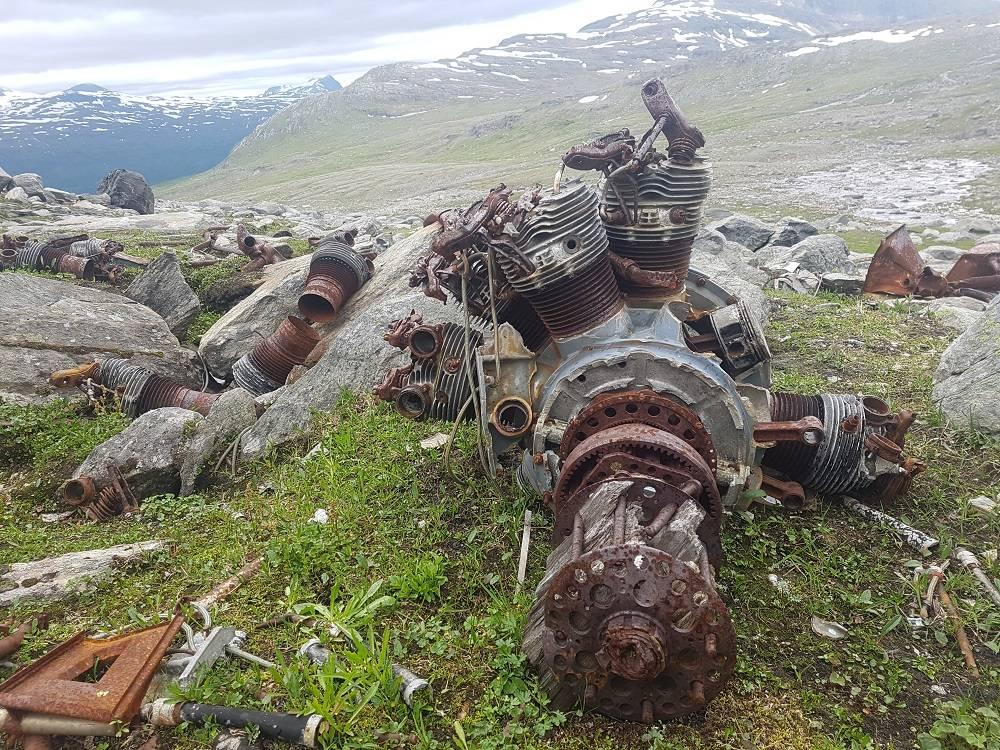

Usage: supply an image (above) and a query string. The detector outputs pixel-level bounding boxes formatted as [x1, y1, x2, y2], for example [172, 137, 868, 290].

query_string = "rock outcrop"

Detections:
[0, 274, 199, 404]
[933, 295, 1000, 434]
[0, 541, 166, 607]
[97, 169, 155, 214]
[126, 251, 201, 334]
[754, 234, 855, 276]
[769, 217, 818, 248]
[71, 407, 204, 498]
[710, 214, 773, 251]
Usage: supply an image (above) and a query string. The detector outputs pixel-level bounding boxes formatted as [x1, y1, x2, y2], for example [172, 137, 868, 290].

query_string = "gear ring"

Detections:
[538, 544, 736, 722]
[559, 390, 717, 472]
[554, 424, 721, 519]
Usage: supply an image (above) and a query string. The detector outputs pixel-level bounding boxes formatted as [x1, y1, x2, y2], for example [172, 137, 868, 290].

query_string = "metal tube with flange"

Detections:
[232, 316, 320, 396]
[298, 237, 373, 324]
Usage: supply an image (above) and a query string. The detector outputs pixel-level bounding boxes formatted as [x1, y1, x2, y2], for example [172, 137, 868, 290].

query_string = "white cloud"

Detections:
[0, 0, 654, 96]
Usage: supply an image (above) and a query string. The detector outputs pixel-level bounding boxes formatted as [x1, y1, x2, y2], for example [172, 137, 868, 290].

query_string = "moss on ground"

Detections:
[1, 291, 998, 749]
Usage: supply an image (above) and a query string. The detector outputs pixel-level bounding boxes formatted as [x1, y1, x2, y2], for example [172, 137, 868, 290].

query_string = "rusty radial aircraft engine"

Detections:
[380, 78, 923, 722]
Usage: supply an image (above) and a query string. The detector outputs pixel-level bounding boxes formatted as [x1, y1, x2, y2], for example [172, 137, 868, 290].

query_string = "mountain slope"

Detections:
[0, 77, 342, 193]
[164, 1, 1000, 220]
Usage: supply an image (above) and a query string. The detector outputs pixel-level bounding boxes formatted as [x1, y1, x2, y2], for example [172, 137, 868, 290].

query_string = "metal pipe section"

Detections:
[232, 316, 320, 396]
[298, 237, 373, 324]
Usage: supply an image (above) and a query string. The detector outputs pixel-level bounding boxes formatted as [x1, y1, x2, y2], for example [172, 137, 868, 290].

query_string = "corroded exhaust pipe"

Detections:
[232, 316, 320, 396]
[298, 236, 373, 324]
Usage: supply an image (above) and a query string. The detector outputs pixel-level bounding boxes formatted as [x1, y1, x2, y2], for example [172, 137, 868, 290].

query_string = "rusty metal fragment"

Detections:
[62, 467, 140, 522]
[0, 615, 184, 723]
[0, 617, 49, 660]
[49, 360, 220, 417]
[863, 226, 925, 296]
[232, 316, 320, 396]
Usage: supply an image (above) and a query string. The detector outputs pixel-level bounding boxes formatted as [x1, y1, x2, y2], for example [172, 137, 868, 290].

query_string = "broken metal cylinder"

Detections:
[0, 248, 15, 269]
[94, 359, 221, 417]
[232, 316, 320, 396]
[298, 238, 373, 324]
[762, 392, 919, 500]
[503, 181, 623, 339]
[54, 252, 96, 280]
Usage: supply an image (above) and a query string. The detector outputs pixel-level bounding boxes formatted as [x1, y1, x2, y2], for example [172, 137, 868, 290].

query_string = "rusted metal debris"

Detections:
[49, 359, 220, 418]
[236, 224, 291, 271]
[60, 466, 140, 522]
[375, 312, 482, 421]
[0, 617, 49, 660]
[0, 614, 184, 724]
[232, 315, 320, 396]
[864, 226, 1000, 300]
[379, 78, 929, 724]
[299, 233, 374, 324]
[1, 234, 126, 282]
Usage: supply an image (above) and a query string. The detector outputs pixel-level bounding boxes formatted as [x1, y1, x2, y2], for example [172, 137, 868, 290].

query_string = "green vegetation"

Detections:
[1, 292, 998, 748]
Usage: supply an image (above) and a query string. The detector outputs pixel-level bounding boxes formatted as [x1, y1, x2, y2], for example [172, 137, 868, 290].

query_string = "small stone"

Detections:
[969, 495, 997, 515]
[420, 433, 450, 450]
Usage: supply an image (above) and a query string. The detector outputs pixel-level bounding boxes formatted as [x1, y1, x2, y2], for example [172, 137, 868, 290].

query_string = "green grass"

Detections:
[1, 293, 999, 749]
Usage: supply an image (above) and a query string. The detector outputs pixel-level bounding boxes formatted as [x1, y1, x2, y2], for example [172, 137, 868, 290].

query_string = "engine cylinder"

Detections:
[503, 182, 623, 338]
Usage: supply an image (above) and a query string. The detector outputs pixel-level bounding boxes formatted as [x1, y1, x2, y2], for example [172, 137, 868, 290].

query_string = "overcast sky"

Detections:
[1, 0, 652, 97]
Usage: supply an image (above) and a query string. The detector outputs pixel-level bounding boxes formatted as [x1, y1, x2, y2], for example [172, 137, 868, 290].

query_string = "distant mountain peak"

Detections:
[264, 75, 342, 98]
[64, 83, 108, 93]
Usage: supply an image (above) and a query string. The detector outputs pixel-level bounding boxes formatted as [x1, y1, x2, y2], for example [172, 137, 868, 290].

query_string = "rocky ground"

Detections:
[1, 183, 999, 749]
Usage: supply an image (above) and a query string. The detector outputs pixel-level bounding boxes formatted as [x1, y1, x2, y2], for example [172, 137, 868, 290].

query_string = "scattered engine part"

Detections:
[376, 314, 483, 421]
[61, 466, 140, 522]
[864, 226, 998, 300]
[299, 235, 374, 324]
[49, 359, 220, 417]
[382, 78, 924, 724]
[0, 617, 49, 660]
[232, 315, 320, 396]
[236, 224, 291, 271]
[144, 699, 326, 748]
[0, 247, 16, 269]
[0, 615, 184, 723]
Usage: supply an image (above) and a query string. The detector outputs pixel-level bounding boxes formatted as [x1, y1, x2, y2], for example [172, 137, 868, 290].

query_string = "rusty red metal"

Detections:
[0, 617, 49, 660]
[240, 316, 320, 390]
[139, 374, 220, 416]
[539, 544, 734, 722]
[863, 226, 924, 296]
[54, 253, 96, 280]
[752, 417, 824, 446]
[760, 473, 806, 509]
[559, 390, 717, 471]
[299, 248, 371, 324]
[947, 244, 1000, 283]
[0, 615, 184, 723]
[372, 365, 413, 402]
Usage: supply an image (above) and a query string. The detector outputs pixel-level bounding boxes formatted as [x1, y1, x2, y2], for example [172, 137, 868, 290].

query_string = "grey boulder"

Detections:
[0, 166, 12, 193]
[754, 234, 855, 276]
[198, 254, 311, 379]
[710, 214, 774, 251]
[126, 251, 201, 334]
[179, 388, 258, 495]
[12, 172, 44, 198]
[933, 295, 1000, 434]
[241, 225, 463, 457]
[3, 186, 29, 202]
[769, 217, 819, 248]
[0, 274, 199, 404]
[71, 407, 204, 498]
[97, 169, 155, 214]
[0, 541, 166, 607]
[920, 297, 987, 334]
